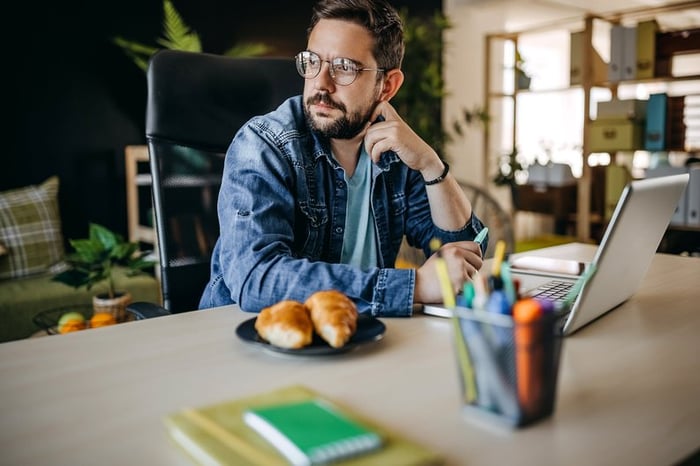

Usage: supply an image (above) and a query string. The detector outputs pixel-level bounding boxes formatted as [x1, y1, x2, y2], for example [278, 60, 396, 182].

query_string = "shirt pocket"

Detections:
[297, 201, 329, 258]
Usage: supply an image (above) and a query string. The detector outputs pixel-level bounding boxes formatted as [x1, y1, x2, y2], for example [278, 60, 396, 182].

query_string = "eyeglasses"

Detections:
[295, 51, 385, 86]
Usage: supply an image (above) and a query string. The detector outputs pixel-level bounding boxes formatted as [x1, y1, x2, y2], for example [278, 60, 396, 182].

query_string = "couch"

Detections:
[0, 177, 160, 343]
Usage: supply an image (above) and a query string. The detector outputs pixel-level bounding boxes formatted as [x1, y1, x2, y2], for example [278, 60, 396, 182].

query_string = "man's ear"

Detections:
[378, 69, 404, 102]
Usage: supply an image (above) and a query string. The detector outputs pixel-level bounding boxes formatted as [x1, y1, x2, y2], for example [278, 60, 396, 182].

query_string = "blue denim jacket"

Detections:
[199, 96, 486, 316]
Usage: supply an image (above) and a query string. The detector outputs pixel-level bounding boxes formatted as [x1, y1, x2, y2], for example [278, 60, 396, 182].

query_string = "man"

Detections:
[199, 0, 487, 316]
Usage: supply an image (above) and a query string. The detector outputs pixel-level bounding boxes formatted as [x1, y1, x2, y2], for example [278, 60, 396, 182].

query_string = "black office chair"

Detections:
[127, 50, 302, 319]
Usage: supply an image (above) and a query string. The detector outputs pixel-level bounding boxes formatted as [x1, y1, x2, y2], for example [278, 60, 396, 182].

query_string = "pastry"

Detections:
[255, 300, 313, 349]
[304, 290, 358, 348]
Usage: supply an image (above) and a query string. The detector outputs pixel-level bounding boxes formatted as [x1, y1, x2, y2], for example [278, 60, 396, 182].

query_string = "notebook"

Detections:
[244, 399, 382, 465]
[424, 173, 689, 336]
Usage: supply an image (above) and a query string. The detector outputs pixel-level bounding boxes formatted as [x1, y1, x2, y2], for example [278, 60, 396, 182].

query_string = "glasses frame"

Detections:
[295, 51, 385, 86]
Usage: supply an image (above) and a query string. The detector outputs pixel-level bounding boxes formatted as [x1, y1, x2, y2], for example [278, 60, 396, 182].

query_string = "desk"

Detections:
[1, 244, 699, 465]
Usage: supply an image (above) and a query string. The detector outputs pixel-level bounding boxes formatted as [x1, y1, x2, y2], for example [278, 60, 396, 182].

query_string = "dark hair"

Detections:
[308, 0, 404, 70]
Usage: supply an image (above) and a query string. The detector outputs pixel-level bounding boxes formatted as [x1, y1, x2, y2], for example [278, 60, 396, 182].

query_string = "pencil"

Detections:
[491, 240, 507, 277]
[430, 239, 455, 309]
[431, 238, 477, 403]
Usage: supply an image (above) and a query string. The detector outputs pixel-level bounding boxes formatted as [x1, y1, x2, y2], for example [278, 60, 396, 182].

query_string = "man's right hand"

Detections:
[413, 241, 483, 304]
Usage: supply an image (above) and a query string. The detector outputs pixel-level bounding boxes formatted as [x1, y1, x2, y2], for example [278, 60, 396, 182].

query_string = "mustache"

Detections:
[306, 93, 346, 112]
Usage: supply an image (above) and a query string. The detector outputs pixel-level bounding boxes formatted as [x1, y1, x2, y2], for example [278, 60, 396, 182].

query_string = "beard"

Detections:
[304, 92, 377, 140]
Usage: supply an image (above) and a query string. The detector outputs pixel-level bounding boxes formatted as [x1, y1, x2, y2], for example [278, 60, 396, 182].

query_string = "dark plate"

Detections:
[236, 314, 386, 355]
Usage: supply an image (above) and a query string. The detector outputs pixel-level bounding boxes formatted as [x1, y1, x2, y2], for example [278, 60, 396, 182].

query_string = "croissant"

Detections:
[255, 300, 313, 349]
[304, 290, 358, 348]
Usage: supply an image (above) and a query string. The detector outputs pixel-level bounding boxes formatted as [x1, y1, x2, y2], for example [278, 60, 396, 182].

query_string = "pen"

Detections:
[431, 238, 478, 403]
[474, 227, 489, 245]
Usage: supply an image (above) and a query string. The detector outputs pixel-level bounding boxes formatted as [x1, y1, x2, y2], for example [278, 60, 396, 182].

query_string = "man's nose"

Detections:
[314, 61, 336, 92]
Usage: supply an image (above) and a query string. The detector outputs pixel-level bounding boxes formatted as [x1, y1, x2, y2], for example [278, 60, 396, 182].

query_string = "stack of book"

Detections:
[163, 385, 444, 465]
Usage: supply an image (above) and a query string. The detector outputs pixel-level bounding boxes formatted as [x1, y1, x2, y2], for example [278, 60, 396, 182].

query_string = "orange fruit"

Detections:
[90, 312, 117, 328]
[58, 319, 87, 334]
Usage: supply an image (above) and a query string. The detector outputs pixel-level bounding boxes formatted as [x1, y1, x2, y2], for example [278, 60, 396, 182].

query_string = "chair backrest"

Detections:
[396, 180, 515, 267]
[146, 50, 302, 313]
[459, 180, 515, 259]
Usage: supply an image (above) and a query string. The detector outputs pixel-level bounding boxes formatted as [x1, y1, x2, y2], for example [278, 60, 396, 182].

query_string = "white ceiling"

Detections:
[453, 0, 700, 31]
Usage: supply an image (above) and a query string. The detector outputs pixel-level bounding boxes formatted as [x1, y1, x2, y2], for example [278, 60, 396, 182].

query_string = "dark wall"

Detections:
[8, 0, 440, 242]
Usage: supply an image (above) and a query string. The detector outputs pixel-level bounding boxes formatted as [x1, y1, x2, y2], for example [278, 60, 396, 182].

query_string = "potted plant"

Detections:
[515, 50, 531, 90]
[112, 0, 270, 72]
[392, 9, 489, 161]
[52, 223, 155, 322]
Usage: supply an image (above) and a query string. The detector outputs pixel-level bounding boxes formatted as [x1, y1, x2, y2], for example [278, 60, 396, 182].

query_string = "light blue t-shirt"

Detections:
[339, 145, 378, 269]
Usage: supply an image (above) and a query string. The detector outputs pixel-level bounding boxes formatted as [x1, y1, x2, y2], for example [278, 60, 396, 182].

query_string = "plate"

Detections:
[236, 314, 386, 355]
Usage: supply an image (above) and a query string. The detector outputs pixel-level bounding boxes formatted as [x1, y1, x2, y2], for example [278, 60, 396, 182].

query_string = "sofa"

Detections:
[0, 176, 160, 343]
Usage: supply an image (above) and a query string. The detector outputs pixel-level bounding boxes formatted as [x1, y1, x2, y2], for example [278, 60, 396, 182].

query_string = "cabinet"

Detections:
[483, 1, 700, 242]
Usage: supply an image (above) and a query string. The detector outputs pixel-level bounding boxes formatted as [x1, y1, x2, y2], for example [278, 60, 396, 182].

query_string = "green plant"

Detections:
[493, 148, 525, 186]
[113, 0, 270, 72]
[392, 9, 488, 161]
[52, 223, 154, 299]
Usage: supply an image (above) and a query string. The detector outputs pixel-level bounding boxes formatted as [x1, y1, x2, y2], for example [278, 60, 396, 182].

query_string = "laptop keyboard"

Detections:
[529, 280, 575, 303]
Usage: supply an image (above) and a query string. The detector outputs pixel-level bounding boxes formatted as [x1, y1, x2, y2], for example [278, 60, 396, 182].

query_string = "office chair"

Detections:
[396, 180, 515, 267]
[127, 50, 302, 319]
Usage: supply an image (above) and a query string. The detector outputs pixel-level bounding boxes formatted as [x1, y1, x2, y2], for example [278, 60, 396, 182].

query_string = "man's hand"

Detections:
[414, 241, 483, 304]
[364, 101, 444, 179]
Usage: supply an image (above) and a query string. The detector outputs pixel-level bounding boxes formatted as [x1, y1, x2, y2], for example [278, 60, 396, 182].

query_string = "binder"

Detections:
[645, 93, 667, 151]
[608, 25, 625, 82]
[570, 31, 607, 85]
[622, 26, 637, 80]
[687, 166, 700, 226]
[636, 20, 658, 79]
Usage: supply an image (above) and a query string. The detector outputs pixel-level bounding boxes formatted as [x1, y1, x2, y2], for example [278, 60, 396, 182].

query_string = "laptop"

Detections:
[423, 173, 689, 336]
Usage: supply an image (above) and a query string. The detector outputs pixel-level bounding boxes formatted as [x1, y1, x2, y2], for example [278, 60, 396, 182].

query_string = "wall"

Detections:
[8, 0, 438, 242]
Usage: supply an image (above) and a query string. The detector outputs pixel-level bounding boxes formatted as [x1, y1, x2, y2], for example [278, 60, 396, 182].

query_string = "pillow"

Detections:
[0, 176, 65, 280]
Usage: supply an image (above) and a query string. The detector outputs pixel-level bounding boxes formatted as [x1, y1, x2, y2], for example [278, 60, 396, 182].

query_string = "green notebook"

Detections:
[244, 399, 382, 465]
[163, 385, 443, 465]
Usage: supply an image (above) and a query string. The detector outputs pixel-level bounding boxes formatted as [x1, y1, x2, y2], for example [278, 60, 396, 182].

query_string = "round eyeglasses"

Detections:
[295, 51, 385, 86]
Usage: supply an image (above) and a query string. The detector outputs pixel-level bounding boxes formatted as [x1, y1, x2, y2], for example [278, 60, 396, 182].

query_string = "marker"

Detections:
[474, 227, 489, 245]
[500, 262, 517, 305]
[513, 298, 544, 419]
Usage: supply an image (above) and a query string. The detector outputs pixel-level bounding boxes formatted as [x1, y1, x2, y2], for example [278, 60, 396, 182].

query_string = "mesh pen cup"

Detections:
[451, 307, 566, 428]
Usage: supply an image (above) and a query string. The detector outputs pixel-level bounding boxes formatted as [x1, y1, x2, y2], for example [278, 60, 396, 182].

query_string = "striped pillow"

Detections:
[0, 177, 65, 280]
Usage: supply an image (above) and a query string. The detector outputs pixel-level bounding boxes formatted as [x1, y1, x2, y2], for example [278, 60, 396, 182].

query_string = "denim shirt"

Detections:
[199, 96, 486, 316]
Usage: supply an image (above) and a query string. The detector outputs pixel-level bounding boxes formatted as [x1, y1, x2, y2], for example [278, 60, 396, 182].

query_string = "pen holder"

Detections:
[451, 307, 566, 428]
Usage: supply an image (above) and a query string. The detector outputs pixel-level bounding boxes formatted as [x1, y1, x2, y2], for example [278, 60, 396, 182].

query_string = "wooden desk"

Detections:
[1, 244, 699, 465]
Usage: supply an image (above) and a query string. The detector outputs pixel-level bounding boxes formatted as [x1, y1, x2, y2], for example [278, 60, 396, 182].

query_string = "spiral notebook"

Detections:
[244, 399, 382, 465]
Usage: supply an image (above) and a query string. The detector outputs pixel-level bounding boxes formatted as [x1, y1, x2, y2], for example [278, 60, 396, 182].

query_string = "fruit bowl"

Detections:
[33, 305, 128, 335]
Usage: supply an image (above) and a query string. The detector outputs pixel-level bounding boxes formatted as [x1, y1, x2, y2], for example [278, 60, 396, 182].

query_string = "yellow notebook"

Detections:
[164, 385, 444, 465]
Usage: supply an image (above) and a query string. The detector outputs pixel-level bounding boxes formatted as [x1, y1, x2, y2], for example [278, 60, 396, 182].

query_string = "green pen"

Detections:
[474, 227, 489, 245]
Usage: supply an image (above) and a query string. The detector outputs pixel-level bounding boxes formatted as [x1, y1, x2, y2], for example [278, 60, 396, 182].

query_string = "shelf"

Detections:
[125, 145, 156, 246]
[483, 3, 700, 242]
